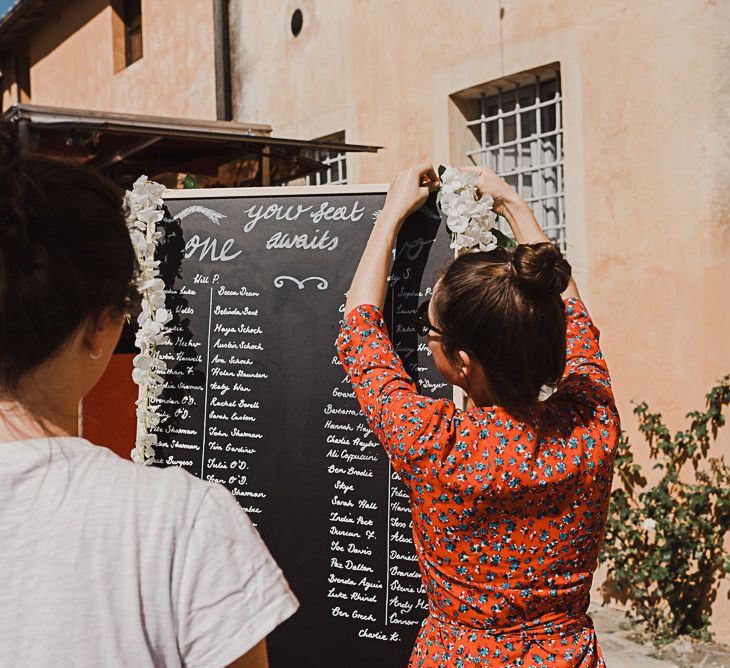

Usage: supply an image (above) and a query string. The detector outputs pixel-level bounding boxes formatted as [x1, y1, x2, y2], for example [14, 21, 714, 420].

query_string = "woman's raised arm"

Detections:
[343, 164, 440, 315]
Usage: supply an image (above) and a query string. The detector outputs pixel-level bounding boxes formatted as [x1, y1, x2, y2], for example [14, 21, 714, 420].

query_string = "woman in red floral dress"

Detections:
[336, 164, 620, 667]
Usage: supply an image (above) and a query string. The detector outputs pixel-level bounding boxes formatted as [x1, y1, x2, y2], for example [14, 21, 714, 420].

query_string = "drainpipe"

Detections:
[213, 0, 232, 121]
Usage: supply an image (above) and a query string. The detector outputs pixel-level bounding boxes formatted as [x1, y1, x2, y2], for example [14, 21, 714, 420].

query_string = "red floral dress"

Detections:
[336, 298, 620, 667]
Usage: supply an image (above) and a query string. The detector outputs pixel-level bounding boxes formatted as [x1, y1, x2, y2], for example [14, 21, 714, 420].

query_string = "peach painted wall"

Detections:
[230, 0, 730, 634]
[3, 0, 216, 119]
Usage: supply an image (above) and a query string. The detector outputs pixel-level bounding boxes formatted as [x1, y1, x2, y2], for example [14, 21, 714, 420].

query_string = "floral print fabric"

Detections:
[336, 298, 620, 667]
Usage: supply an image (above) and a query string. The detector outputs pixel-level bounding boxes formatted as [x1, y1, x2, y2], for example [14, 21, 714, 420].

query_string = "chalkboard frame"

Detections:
[163, 184, 392, 200]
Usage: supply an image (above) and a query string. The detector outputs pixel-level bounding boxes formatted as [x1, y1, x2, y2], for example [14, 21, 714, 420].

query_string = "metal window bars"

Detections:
[465, 70, 565, 251]
[305, 148, 348, 185]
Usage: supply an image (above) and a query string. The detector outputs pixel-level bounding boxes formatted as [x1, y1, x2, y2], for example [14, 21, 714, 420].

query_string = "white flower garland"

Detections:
[437, 166, 500, 253]
[124, 176, 171, 465]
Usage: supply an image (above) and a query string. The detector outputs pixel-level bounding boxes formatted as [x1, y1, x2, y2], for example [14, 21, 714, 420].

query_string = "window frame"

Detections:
[457, 66, 566, 251]
[123, 0, 143, 67]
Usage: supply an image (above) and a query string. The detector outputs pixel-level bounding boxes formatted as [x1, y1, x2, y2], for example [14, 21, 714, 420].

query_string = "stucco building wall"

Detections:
[1, 0, 217, 120]
[229, 0, 730, 633]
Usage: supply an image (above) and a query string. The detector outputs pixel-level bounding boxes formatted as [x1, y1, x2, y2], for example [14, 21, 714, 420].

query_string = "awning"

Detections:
[3, 104, 380, 186]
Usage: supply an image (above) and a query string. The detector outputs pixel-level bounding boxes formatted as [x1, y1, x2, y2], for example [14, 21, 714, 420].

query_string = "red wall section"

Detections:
[82, 354, 137, 460]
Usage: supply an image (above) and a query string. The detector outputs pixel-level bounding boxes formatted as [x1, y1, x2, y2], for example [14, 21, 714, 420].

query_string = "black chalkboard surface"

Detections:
[154, 186, 453, 667]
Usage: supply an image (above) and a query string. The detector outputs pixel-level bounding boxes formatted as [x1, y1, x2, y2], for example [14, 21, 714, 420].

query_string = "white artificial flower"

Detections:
[131, 438, 156, 465]
[147, 384, 164, 399]
[135, 405, 145, 419]
[450, 233, 475, 250]
[136, 207, 165, 226]
[141, 319, 162, 337]
[149, 290, 167, 308]
[133, 353, 153, 370]
[466, 220, 498, 251]
[446, 214, 470, 234]
[139, 277, 165, 292]
[145, 413, 161, 429]
[641, 518, 657, 531]
[129, 229, 147, 250]
[439, 165, 499, 253]
[131, 368, 148, 384]
[440, 166, 462, 185]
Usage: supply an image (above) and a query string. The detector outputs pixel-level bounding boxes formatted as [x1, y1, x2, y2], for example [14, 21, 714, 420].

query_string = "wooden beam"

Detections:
[87, 136, 162, 170]
[260, 145, 271, 186]
[17, 116, 30, 150]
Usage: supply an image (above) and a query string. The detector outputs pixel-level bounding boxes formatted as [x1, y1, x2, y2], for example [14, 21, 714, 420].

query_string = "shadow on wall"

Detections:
[25, 0, 110, 67]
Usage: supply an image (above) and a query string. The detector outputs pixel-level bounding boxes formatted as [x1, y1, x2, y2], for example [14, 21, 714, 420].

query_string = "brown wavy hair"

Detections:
[432, 242, 571, 416]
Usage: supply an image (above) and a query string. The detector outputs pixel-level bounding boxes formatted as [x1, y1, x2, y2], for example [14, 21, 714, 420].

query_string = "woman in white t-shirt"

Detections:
[0, 121, 298, 667]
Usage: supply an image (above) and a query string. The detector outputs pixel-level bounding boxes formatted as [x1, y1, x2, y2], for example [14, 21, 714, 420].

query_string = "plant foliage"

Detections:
[599, 376, 730, 642]
[182, 174, 198, 189]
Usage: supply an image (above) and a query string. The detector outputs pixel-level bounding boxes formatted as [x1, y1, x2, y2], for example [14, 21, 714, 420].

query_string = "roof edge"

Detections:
[0, 0, 41, 50]
[2, 103, 382, 154]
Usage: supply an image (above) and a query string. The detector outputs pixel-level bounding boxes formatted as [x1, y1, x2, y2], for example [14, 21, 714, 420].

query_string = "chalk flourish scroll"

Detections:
[173, 206, 227, 225]
[274, 276, 329, 291]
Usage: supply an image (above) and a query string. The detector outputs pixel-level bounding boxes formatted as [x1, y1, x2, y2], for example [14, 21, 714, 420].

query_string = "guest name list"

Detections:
[152, 191, 451, 667]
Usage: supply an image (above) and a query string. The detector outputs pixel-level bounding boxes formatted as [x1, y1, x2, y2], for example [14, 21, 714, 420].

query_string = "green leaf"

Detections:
[492, 227, 517, 249]
[183, 174, 198, 189]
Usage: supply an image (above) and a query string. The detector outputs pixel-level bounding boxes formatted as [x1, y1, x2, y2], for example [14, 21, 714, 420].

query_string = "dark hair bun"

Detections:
[510, 242, 571, 297]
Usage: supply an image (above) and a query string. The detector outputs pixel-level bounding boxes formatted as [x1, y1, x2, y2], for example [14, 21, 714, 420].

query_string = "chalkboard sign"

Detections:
[154, 185, 453, 667]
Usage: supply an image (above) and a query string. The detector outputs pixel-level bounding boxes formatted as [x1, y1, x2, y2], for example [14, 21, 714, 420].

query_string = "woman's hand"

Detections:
[459, 165, 522, 218]
[460, 164, 542, 244]
[381, 163, 440, 225]
[461, 165, 580, 299]
[344, 163, 438, 315]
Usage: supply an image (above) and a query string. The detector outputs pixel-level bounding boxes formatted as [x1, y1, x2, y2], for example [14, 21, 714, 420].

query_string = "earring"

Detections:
[90, 349, 103, 360]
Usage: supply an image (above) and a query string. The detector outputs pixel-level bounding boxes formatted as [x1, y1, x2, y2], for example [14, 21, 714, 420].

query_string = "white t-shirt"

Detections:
[0, 436, 298, 667]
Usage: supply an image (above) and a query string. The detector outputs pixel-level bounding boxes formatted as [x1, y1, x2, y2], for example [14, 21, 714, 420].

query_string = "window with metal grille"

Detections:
[297, 132, 347, 185]
[464, 68, 565, 251]
[304, 147, 347, 185]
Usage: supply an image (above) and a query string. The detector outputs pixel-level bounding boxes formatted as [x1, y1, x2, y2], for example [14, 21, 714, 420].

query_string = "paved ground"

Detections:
[591, 604, 730, 668]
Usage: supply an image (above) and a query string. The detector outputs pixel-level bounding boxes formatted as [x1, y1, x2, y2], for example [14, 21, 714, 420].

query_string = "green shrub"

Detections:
[599, 376, 730, 642]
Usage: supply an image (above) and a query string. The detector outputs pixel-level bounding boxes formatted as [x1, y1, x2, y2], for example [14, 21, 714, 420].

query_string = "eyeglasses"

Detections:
[415, 299, 446, 337]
